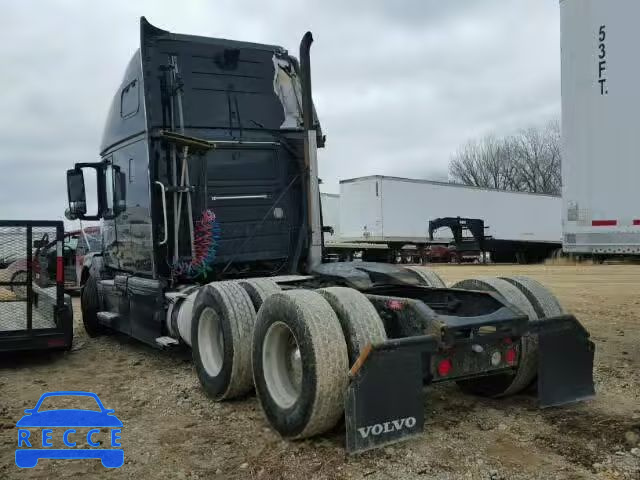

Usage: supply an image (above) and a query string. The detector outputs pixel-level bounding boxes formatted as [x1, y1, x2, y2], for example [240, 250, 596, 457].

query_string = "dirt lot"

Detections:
[1, 264, 639, 479]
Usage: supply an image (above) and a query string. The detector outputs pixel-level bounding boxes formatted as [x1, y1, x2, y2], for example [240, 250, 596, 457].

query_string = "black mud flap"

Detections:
[533, 315, 596, 407]
[345, 336, 438, 454]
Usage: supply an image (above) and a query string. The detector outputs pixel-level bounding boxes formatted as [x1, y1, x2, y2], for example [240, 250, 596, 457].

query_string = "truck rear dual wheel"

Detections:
[317, 287, 387, 364]
[252, 288, 386, 439]
[452, 276, 563, 397]
[237, 278, 281, 311]
[499, 276, 564, 319]
[191, 281, 256, 400]
[253, 290, 349, 438]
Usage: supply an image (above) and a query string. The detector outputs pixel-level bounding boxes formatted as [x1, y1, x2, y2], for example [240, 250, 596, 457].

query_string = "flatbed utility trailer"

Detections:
[0, 221, 73, 352]
[64, 18, 595, 453]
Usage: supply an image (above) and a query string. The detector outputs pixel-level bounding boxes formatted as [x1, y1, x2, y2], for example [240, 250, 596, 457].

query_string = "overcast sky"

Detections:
[0, 0, 560, 222]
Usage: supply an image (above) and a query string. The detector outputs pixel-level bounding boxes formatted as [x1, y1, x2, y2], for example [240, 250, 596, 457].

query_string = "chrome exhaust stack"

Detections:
[299, 32, 323, 272]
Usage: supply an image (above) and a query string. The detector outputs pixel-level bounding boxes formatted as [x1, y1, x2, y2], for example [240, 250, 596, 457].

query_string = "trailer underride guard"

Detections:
[63, 18, 595, 453]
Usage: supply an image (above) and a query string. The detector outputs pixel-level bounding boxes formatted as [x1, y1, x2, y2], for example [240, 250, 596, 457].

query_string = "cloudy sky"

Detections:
[0, 0, 561, 222]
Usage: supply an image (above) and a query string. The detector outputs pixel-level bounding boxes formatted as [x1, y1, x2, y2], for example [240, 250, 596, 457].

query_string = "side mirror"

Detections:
[64, 208, 78, 221]
[68, 161, 108, 221]
[66, 169, 87, 217]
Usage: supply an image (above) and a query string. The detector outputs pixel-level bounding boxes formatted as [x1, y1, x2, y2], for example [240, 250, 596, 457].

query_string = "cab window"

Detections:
[120, 79, 139, 118]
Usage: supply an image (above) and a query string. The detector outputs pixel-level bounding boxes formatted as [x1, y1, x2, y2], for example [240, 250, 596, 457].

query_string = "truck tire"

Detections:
[191, 281, 256, 400]
[451, 277, 539, 397]
[317, 287, 387, 364]
[80, 268, 90, 287]
[403, 266, 446, 288]
[237, 278, 281, 311]
[499, 276, 564, 318]
[81, 275, 103, 337]
[252, 290, 349, 439]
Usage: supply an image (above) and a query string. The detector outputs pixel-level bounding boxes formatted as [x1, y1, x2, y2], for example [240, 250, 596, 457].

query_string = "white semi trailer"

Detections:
[338, 176, 562, 263]
[320, 192, 340, 242]
[560, 0, 640, 256]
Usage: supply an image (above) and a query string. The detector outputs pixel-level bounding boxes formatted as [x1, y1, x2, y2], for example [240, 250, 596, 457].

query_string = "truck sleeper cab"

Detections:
[65, 18, 595, 453]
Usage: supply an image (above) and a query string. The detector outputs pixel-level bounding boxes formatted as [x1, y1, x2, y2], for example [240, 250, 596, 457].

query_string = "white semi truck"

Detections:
[560, 0, 640, 257]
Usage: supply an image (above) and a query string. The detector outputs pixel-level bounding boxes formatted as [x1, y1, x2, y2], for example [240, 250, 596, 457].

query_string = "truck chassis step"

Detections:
[155, 336, 180, 348]
[96, 311, 120, 326]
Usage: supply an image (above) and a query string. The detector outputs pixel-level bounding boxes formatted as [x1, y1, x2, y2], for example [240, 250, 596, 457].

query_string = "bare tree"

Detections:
[449, 120, 561, 195]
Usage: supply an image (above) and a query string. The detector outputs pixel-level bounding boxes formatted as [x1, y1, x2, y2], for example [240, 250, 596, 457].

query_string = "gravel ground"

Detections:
[0, 264, 639, 479]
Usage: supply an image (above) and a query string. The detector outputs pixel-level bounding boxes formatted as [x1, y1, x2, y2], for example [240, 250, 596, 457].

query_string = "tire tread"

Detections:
[254, 290, 349, 438]
[317, 286, 386, 364]
[404, 266, 447, 288]
[237, 278, 281, 311]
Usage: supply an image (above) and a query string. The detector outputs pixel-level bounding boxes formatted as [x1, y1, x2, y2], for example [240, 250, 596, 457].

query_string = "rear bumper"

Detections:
[345, 313, 595, 453]
[563, 230, 640, 254]
[0, 330, 71, 352]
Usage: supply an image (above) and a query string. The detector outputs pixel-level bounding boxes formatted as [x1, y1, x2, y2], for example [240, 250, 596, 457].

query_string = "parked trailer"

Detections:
[64, 18, 594, 453]
[0, 221, 73, 352]
[339, 176, 562, 263]
[560, 0, 640, 257]
[321, 193, 426, 264]
[321, 193, 340, 242]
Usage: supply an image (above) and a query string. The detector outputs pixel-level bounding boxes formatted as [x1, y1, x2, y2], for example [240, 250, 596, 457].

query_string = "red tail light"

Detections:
[386, 299, 404, 311]
[437, 358, 452, 376]
[56, 257, 64, 283]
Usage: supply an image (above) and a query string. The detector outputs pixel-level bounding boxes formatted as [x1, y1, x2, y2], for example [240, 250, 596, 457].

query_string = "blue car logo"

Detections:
[15, 391, 123, 468]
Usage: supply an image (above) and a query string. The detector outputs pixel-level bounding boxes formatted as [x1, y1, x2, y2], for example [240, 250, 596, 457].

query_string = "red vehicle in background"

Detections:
[6, 226, 101, 295]
[424, 244, 484, 264]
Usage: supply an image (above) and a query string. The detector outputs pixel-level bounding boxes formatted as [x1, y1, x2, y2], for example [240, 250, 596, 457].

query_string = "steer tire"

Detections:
[253, 290, 349, 439]
[451, 277, 540, 398]
[81, 275, 103, 338]
[191, 281, 256, 401]
[403, 266, 446, 288]
[237, 278, 281, 312]
[317, 286, 387, 364]
[499, 276, 564, 318]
